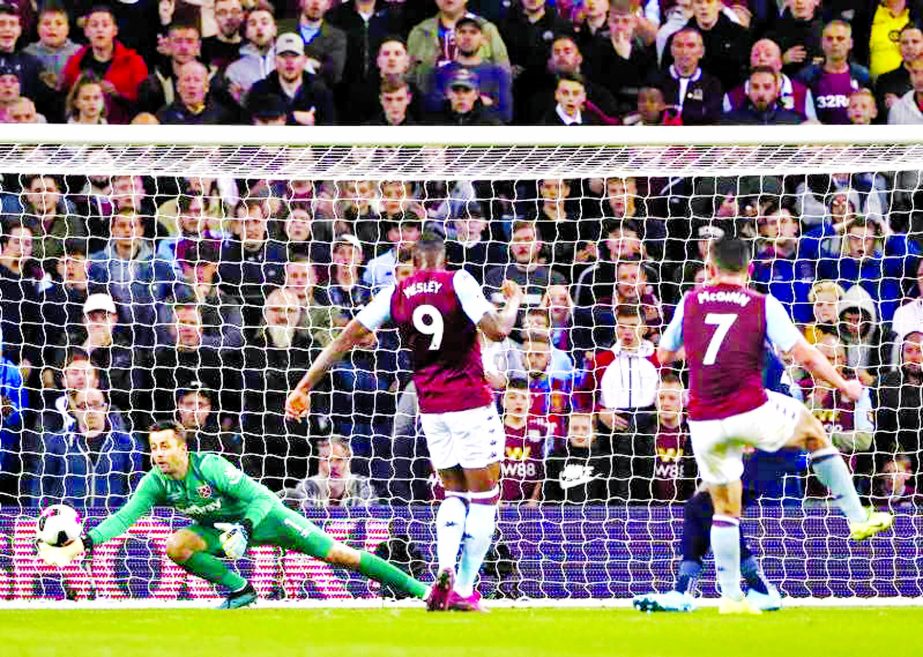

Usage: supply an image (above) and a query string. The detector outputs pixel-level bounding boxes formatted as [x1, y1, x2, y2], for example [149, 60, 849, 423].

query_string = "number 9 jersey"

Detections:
[355, 268, 496, 415]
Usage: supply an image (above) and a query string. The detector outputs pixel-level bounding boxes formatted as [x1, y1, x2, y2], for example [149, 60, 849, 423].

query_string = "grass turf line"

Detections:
[3, 608, 922, 657]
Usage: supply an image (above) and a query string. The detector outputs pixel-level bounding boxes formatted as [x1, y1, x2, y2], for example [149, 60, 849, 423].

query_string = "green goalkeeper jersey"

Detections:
[88, 453, 283, 546]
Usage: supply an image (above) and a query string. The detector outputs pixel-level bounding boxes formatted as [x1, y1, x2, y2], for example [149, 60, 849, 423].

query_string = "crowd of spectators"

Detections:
[0, 0, 922, 126]
[0, 162, 920, 511]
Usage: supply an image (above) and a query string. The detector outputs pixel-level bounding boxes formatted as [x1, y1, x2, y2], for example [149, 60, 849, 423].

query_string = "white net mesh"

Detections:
[0, 127, 920, 601]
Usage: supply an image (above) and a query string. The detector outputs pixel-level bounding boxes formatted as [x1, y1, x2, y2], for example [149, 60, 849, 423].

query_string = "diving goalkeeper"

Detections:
[38, 421, 433, 609]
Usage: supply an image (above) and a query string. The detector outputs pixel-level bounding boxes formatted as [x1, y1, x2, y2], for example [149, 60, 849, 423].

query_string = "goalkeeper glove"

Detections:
[36, 533, 90, 567]
[214, 521, 252, 560]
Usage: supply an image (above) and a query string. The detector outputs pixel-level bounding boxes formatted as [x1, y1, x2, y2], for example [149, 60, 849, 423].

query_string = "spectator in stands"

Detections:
[38, 240, 91, 358]
[281, 202, 321, 261]
[137, 20, 204, 115]
[847, 87, 878, 124]
[65, 72, 107, 123]
[203, 0, 245, 70]
[521, 307, 574, 380]
[838, 283, 886, 385]
[218, 197, 287, 329]
[24, 386, 142, 510]
[326, 233, 371, 320]
[622, 84, 682, 125]
[8, 95, 40, 122]
[522, 331, 573, 439]
[656, 27, 722, 125]
[282, 255, 334, 346]
[248, 32, 336, 125]
[891, 258, 923, 364]
[371, 77, 415, 125]
[427, 67, 501, 125]
[175, 384, 241, 464]
[155, 193, 207, 276]
[224, 0, 278, 103]
[862, 0, 918, 81]
[247, 91, 287, 124]
[587, 3, 656, 116]
[750, 204, 815, 322]
[500, 0, 570, 115]
[0, 335, 26, 503]
[543, 411, 612, 504]
[526, 34, 619, 123]
[280, 435, 377, 508]
[426, 15, 512, 123]
[525, 178, 587, 276]
[888, 55, 923, 124]
[153, 298, 242, 423]
[0, 62, 22, 122]
[499, 377, 548, 505]
[541, 283, 574, 353]
[872, 454, 918, 506]
[281, 0, 347, 88]
[0, 2, 56, 121]
[364, 218, 421, 291]
[540, 73, 602, 125]
[242, 287, 312, 489]
[484, 219, 567, 309]
[23, 2, 79, 92]
[802, 280, 845, 345]
[721, 66, 803, 124]
[647, 372, 695, 503]
[0, 222, 42, 368]
[876, 25, 923, 112]
[60, 5, 149, 124]
[88, 210, 166, 347]
[4, 174, 85, 266]
[76, 292, 152, 431]
[573, 218, 644, 311]
[573, 0, 611, 53]
[408, 0, 509, 96]
[765, 0, 823, 78]
[157, 61, 235, 124]
[877, 330, 923, 490]
[797, 20, 870, 125]
[661, 0, 748, 91]
[724, 39, 816, 120]
[443, 201, 503, 283]
[38, 348, 98, 434]
[345, 36, 422, 124]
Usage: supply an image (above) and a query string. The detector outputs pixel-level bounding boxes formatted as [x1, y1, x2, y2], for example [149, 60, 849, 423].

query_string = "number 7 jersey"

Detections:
[356, 268, 496, 414]
[660, 283, 802, 422]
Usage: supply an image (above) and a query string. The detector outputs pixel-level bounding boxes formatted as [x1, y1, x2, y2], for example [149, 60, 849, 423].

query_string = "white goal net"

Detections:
[0, 125, 920, 603]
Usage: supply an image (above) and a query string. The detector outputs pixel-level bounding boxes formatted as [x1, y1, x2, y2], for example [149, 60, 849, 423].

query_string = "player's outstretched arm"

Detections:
[286, 317, 374, 420]
[788, 339, 863, 402]
[477, 279, 524, 342]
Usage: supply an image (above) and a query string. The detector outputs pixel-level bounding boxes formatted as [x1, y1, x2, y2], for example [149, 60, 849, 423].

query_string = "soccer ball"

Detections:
[36, 504, 83, 547]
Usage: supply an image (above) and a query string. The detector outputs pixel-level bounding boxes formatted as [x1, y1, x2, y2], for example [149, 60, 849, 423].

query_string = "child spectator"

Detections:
[23, 2, 79, 92]
[802, 280, 845, 345]
[847, 87, 878, 124]
[622, 85, 682, 125]
[649, 372, 695, 502]
[544, 412, 612, 504]
[65, 72, 106, 123]
[500, 378, 549, 506]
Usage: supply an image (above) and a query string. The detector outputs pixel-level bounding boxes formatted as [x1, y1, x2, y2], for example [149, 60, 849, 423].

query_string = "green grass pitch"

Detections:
[4, 607, 923, 657]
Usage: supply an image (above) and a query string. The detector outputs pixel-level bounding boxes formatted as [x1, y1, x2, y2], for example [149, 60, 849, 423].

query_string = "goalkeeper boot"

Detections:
[745, 582, 782, 612]
[849, 508, 894, 541]
[448, 590, 487, 613]
[217, 583, 257, 610]
[632, 590, 695, 613]
[425, 567, 454, 612]
[718, 596, 762, 616]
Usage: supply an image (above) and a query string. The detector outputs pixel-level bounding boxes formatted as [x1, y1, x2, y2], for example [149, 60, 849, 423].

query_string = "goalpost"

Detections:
[0, 124, 920, 605]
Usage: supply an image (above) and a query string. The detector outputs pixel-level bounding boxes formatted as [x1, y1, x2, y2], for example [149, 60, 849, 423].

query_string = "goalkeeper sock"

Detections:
[456, 488, 498, 598]
[358, 551, 428, 600]
[436, 493, 468, 572]
[741, 556, 769, 595]
[675, 560, 702, 594]
[711, 515, 743, 600]
[182, 552, 248, 592]
[810, 448, 866, 523]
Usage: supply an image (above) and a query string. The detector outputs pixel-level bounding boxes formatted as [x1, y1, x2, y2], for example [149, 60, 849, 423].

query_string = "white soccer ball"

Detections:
[36, 504, 83, 547]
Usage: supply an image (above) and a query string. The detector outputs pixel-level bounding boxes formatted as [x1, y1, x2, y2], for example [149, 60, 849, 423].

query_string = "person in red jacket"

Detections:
[59, 5, 147, 123]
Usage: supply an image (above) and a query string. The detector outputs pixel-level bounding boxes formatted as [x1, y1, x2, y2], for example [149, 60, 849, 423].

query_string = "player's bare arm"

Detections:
[285, 318, 375, 420]
[477, 279, 524, 341]
[787, 338, 863, 402]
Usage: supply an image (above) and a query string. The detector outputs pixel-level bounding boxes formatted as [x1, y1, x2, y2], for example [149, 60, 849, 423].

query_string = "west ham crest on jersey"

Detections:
[197, 484, 212, 499]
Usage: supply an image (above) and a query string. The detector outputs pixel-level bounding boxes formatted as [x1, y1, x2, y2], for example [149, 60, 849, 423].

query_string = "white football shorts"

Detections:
[688, 390, 805, 485]
[420, 404, 504, 471]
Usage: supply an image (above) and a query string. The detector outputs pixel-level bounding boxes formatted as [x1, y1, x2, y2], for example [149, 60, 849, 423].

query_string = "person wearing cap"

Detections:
[60, 5, 149, 124]
[158, 60, 236, 124]
[407, 0, 509, 95]
[223, 1, 278, 103]
[248, 31, 335, 125]
[246, 91, 287, 124]
[0, 2, 57, 120]
[425, 14, 512, 123]
[277, 0, 346, 88]
[876, 329, 923, 492]
[0, 60, 21, 121]
[428, 66, 501, 124]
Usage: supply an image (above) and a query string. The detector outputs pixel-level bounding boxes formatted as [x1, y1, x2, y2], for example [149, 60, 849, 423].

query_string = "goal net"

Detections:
[0, 125, 920, 603]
